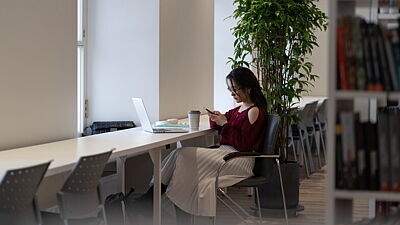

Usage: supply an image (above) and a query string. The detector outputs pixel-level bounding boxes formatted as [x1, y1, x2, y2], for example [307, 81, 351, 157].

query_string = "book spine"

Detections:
[336, 123, 345, 189]
[378, 108, 391, 191]
[352, 17, 367, 90]
[388, 107, 400, 191]
[337, 25, 350, 90]
[376, 25, 392, 91]
[355, 119, 368, 189]
[383, 30, 399, 91]
[366, 122, 380, 190]
[340, 111, 357, 189]
[360, 21, 375, 90]
[368, 24, 384, 91]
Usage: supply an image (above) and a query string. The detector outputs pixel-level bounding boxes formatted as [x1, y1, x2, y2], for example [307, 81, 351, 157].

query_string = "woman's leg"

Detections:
[144, 148, 183, 198]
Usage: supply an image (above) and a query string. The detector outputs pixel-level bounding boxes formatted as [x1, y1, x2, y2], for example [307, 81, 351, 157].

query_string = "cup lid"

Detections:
[188, 110, 201, 114]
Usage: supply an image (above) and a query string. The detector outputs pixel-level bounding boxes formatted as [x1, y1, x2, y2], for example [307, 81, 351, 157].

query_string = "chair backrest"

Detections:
[317, 99, 327, 122]
[61, 150, 112, 193]
[58, 150, 113, 219]
[298, 101, 318, 127]
[0, 161, 51, 225]
[253, 114, 281, 179]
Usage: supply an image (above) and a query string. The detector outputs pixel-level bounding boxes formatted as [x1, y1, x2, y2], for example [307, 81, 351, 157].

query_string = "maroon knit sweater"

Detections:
[209, 105, 266, 152]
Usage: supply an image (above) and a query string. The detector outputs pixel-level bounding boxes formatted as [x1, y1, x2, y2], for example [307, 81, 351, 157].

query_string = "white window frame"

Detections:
[77, 0, 88, 134]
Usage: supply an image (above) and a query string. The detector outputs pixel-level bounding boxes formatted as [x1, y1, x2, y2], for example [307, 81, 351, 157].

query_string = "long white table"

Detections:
[0, 115, 216, 225]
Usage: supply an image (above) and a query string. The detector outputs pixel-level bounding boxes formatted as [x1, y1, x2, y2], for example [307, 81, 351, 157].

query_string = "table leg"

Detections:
[117, 156, 127, 225]
[149, 149, 162, 225]
[117, 156, 127, 194]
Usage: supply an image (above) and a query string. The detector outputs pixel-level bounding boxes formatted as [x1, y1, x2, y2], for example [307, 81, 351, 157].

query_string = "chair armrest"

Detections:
[223, 152, 281, 162]
[215, 152, 281, 188]
[223, 152, 280, 162]
[223, 152, 261, 161]
[208, 145, 220, 149]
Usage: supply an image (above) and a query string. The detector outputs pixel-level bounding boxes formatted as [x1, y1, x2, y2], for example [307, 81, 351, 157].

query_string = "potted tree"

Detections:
[228, 0, 327, 216]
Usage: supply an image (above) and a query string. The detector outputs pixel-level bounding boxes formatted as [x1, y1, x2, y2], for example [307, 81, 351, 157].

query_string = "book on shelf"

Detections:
[368, 24, 385, 91]
[339, 111, 357, 189]
[335, 121, 345, 189]
[360, 21, 375, 91]
[355, 119, 368, 189]
[337, 24, 350, 90]
[365, 122, 380, 191]
[387, 107, 400, 191]
[335, 106, 400, 191]
[337, 16, 400, 91]
[377, 108, 391, 191]
[390, 29, 400, 89]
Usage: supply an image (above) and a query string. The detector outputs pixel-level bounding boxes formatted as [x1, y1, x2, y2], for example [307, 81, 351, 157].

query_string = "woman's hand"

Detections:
[208, 111, 228, 126]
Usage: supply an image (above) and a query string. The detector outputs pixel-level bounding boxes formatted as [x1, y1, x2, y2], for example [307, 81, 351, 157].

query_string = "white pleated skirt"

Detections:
[160, 145, 254, 217]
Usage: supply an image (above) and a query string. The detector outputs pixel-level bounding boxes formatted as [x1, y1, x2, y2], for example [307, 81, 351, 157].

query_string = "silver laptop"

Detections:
[132, 98, 188, 133]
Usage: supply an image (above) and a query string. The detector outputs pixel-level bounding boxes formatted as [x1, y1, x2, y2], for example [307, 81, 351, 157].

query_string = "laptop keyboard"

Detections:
[153, 128, 169, 133]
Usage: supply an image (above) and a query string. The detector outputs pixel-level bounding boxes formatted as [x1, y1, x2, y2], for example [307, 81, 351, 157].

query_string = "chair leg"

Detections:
[247, 187, 253, 197]
[255, 187, 262, 224]
[303, 130, 315, 173]
[313, 130, 322, 168]
[298, 132, 310, 177]
[217, 194, 249, 225]
[101, 205, 108, 225]
[319, 124, 327, 164]
[275, 159, 289, 225]
[213, 214, 216, 225]
[218, 188, 252, 219]
[288, 136, 297, 162]
[291, 137, 298, 162]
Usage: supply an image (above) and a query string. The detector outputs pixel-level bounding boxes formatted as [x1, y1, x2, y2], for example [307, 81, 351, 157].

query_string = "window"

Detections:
[77, 0, 87, 134]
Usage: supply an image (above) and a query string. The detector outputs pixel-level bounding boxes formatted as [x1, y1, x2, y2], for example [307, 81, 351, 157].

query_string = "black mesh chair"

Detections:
[57, 149, 114, 225]
[214, 114, 288, 225]
[314, 99, 327, 164]
[303, 101, 322, 169]
[0, 161, 51, 225]
[290, 101, 318, 177]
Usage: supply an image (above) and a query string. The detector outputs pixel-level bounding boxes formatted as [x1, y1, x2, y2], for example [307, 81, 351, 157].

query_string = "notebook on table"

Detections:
[132, 97, 189, 133]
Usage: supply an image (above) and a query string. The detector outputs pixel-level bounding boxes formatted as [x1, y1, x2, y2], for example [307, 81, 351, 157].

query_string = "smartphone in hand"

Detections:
[205, 108, 216, 115]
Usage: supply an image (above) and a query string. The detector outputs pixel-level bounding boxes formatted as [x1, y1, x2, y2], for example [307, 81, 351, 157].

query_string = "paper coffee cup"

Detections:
[188, 110, 201, 131]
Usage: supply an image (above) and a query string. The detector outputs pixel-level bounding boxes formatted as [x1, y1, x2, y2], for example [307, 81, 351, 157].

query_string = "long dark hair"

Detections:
[226, 67, 267, 112]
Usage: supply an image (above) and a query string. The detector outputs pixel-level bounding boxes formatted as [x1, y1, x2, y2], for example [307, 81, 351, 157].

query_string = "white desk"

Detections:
[0, 115, 215, 225]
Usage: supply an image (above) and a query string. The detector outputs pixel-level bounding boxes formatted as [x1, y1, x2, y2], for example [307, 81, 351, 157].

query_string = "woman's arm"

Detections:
[209, 109, 233, 131]
[220, 107, 265, 152]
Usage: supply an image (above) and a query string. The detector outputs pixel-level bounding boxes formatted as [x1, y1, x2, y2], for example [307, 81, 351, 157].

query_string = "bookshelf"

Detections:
[328, 0, 400, 224]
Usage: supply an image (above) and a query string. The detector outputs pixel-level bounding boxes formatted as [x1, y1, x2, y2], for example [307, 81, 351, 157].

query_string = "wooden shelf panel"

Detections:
[378, 13, 400, 20]
[335, 91, 387, 99]
[335, 190, 400, 201]
[334, 91, 400, 99]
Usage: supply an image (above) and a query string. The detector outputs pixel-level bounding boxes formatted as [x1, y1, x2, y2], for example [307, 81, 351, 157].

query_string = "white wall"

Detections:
[87, 0, 160, 125]
[0, 0, 77, 150]
[214, 0, 236, 113]
[88, 0, 214, 123]
[306, 0, 329, 97]
[159, 0, 214, 120]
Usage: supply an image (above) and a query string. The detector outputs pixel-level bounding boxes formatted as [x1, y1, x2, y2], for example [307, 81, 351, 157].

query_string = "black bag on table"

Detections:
[91, 121, 135, 135]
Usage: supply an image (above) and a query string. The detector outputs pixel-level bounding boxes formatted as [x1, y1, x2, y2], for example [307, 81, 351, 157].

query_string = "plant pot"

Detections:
[256, 161, 303, 217]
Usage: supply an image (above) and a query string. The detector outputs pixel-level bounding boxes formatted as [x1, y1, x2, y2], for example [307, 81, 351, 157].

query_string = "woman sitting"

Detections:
[131, 67, 267, 224]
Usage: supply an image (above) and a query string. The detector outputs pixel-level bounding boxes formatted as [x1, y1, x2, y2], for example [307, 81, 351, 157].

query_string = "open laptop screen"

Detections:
[132, 97, 154, 132]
